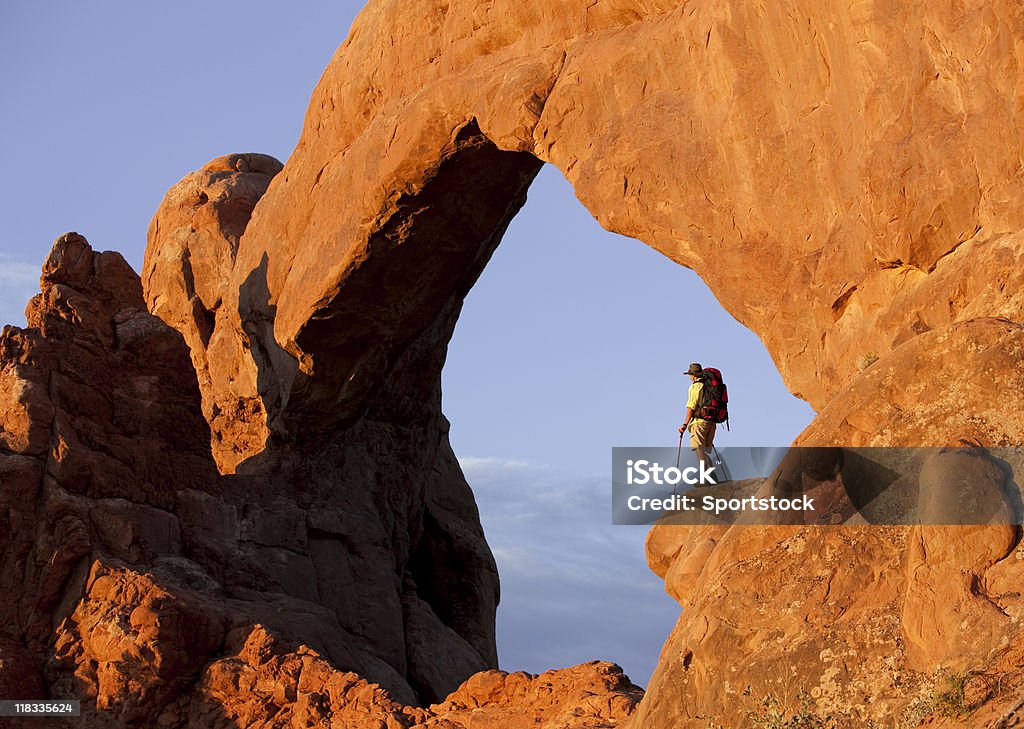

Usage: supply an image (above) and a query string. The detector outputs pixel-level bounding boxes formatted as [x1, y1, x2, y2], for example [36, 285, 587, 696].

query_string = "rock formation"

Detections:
[0, 232, 643, 727]
[144, 0, 1024, 461]
[4, 0, 1024, 726]
[143, 153, 284, 471]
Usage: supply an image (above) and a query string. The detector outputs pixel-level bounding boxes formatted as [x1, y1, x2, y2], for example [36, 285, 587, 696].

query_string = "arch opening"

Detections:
[143, 121, 814, 705]
[228, 126, 815, 691]
[439, 163, 815, 683]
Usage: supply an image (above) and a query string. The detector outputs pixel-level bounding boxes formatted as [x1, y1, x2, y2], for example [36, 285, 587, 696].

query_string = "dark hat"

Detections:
[685, 363, 703, 376]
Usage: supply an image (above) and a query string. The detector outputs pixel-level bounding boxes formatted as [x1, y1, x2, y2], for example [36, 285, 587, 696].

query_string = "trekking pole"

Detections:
[675, 430, 684, 468]
[712, 445, 730, 482]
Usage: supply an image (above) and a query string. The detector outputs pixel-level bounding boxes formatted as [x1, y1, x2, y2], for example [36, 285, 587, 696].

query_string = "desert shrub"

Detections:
[859, 351, 879, 370]
[899, 670, 971, 728]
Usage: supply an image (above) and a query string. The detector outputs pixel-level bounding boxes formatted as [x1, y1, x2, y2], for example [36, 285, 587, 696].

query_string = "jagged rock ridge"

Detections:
[0, 232, 642, 728]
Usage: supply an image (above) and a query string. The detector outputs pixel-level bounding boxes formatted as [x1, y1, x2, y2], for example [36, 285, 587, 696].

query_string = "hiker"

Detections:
[678, 362, 728, 475]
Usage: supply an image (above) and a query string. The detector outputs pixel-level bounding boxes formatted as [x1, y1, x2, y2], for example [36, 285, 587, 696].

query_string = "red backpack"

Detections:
[697, 367, 729, 426]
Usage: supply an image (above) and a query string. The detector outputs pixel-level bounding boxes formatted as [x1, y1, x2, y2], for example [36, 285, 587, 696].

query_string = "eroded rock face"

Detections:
[0, 233, 219, 724]
[137, 2, 1024, 723]
[143, 0, 1024, 462]
[0, 234, 524, 725]
[168, 625, 641, 729]
[143, 153, 284, 472]
[8, 0, 1024, 726]
[636, 317, 1024, 726]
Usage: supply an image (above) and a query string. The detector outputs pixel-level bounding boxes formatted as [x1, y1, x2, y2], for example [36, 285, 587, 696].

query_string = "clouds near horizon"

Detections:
[460, 456, 681, 687]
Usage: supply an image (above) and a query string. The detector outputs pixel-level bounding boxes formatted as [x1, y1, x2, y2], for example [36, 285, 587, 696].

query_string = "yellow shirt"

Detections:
[686, 381, 705, 416]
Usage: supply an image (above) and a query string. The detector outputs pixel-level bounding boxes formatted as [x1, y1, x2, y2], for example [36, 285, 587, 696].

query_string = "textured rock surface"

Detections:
[167, 625, 640, 729]
[637, 317, 1024, 725]
[143, 153, 507, 705]
[139, 1, 1024, 723]
[0, 233, 220, 724]
[143, 153, 284, 472]
[6, 0, 1024, 726]
[0, 234, 528, 725]
[640, 449, 1024, 726]
[144, 0, 1024, 461]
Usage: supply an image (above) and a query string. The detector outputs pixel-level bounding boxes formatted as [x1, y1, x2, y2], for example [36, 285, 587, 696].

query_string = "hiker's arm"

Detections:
[679, 406, 696, 433]
[680, 381, 700, 432]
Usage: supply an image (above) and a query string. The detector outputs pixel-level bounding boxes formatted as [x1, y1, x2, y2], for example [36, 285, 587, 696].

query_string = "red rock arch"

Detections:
[134, 0, 1024, 724]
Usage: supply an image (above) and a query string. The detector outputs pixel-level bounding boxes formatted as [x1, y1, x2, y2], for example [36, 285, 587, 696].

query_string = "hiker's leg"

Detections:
[691, 421, 711, 472]
[692, 421, 708, 466]
[688, 427, 704, 466]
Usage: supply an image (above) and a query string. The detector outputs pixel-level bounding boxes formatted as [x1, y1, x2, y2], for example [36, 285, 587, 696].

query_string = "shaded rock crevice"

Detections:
[278, 118, 542, 445]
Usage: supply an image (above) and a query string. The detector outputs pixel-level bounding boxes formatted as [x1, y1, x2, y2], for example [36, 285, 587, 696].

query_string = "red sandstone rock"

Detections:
[169, 626, 640, 729]
[136, 9, 1024, 718]
[141, 0, 1024, 464]
[7, 0, 1024, 726]
[143, 153, 283, 473]
[0, 234, 514, 724]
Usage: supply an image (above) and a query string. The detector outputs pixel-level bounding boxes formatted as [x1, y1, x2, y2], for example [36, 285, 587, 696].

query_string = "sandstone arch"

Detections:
[149, 0, 1024, 470]
[4, 0, 1024, 726]
[141, 6, 1024, 716]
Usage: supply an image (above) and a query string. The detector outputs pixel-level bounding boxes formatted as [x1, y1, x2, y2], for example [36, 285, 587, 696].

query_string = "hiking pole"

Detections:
[712, 445, 730, 482]
[671, 430, 685, 496]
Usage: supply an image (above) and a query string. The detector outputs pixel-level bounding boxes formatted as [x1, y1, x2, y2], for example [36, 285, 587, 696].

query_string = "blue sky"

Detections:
[1, 2, 815, 688]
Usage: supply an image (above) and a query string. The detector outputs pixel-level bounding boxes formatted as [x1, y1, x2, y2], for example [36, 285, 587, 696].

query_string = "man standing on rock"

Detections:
[679, 362, 716, 474]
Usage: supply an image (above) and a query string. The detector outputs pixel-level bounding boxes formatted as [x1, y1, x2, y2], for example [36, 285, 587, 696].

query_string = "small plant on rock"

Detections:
[859, 351, 879, 370]
[742, 687, 839, 729]
[898, 670, 972, 727]
[932, 672, 969, 718]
